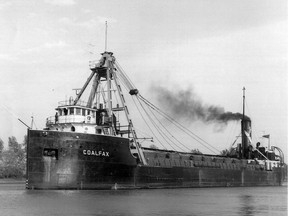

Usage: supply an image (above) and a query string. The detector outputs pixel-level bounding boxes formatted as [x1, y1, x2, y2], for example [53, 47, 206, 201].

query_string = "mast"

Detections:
[92, 52, 147, 164]
[106, 57, 113, 134]
[242, 87, 245, 121]
[241, 87, 252, 159]
[104, 22, 113, 134]
[30, 116, 34, 129]
[105, 21, 108, 52]
[241, 87, 246, 159]
[70, 22, 147, 165]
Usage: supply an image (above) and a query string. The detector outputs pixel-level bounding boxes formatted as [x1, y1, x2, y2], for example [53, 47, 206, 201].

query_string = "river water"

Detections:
[0, 184, 286, 216]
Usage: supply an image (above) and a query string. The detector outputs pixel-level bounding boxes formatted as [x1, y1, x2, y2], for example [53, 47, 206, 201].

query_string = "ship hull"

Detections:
[26, 130, 285, 190]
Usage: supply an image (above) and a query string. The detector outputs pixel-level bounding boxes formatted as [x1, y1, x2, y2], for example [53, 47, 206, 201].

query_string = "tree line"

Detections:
[0, 136, 26, 179]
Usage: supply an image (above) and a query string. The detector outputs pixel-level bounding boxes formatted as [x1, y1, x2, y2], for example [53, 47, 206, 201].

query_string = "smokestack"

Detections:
[153, 86, 250, 125]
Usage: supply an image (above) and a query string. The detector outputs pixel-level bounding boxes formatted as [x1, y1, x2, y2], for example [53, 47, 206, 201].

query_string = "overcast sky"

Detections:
[0, 0, 287, 155]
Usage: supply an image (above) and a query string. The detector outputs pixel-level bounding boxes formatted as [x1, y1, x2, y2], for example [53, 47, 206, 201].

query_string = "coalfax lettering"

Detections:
[83, 150, 109, 157]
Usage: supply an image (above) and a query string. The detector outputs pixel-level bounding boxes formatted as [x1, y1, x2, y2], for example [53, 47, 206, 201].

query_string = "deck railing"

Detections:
[58, 100, 88, 107]
[46, 115, 96, 125]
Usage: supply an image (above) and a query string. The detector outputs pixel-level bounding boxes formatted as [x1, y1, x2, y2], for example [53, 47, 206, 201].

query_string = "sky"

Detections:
[0, 0, 287, 156]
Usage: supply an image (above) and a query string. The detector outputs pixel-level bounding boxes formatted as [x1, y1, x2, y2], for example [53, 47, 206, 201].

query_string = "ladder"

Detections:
[112, 69, 147, 165]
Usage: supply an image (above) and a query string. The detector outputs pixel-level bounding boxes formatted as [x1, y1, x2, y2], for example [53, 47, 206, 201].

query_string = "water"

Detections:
[0, 184, 286, 216]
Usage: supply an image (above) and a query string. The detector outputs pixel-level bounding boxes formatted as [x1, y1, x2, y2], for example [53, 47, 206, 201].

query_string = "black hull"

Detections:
[26, 130, 285, 190]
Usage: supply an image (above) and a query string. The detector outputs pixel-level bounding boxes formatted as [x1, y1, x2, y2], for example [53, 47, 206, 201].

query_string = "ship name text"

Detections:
[83, 150, 109, 157]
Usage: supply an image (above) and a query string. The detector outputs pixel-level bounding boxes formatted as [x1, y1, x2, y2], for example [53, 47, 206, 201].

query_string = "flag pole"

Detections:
[262, 134, 270, 150]
[105, 21, 108, 52]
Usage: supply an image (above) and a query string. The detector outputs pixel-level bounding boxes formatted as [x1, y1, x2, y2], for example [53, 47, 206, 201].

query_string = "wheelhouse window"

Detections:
[69, 107, 74, 115]
[58, 109, 62, 116]
[76, 108, 81, 115]
[64, 108, 68, 115]
[82, 109, 86, 116]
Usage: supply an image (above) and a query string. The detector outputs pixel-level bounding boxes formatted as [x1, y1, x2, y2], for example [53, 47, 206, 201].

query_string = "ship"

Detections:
[26, 51, 287, 189]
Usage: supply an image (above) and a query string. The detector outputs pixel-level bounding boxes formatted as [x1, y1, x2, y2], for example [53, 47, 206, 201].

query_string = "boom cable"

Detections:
[115, 61, 219, 154]
[131, 96, 167, 150]
[139, 97, 189, 152]
[138, 95, 219, 154]
[0, 104, 30, 129]
[137, 97, 178, 151]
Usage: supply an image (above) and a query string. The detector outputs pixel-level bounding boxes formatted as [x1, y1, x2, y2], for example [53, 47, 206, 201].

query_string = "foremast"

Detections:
[241, 87, 246, 159]
[74, 51, 147, 165]
[241, 87, 252, 159]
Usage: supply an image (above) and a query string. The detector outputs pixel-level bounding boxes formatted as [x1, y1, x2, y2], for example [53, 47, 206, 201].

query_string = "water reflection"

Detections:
[0, 185, 286, 216]
[238, 195, 255, 216]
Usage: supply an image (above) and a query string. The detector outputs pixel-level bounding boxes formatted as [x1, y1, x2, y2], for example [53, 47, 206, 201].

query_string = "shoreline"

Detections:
[0, 178, 25, 184]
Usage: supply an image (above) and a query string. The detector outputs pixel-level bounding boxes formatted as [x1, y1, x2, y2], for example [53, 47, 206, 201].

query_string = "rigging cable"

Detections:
[114, 61, 219, 154]
[225, 120, 239, 148]
[139, 97, 189, 152]
[136, 97, 178, 151]
[138, 95, 219, 154]
[245, 98, 261, 145]
[116, 71, 185, 150]
[32, 115, 38, 129]
[118, 72, 189, 151]
[0, 104, 30, 129]
[130, 95, 167, 150]
[115, 61, 136, 89]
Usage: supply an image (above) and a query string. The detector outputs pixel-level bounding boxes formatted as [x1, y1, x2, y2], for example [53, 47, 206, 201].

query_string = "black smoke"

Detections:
[154, 86, 250, 125]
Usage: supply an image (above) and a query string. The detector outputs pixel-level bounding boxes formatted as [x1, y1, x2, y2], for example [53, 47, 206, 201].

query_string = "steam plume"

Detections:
[154, 86, 249, 124]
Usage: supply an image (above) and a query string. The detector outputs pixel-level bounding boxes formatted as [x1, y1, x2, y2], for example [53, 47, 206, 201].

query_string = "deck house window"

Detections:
[69, 107, 74, 115]
[82, 109, 85, 116]
[64, 108, 68, 115]
[58, 109, 62, 116]
[76, 108, 81, 115]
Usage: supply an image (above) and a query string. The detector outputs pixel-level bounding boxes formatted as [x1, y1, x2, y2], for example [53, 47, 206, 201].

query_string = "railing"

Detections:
[46, 115, 96, 125]
[89, 60, 98, 69]
[58, 100, 88, 107]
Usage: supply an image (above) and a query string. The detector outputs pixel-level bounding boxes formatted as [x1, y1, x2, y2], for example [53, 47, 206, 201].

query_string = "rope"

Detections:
[137, 97, 178, 151]
[131, 96, 167, 150]
[115, 61, 136, 89]
[138, 95, 219, 154]
[114, 61, 219, 154]
[0, 104, 30, 128]
[140, 97, 189, 152]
